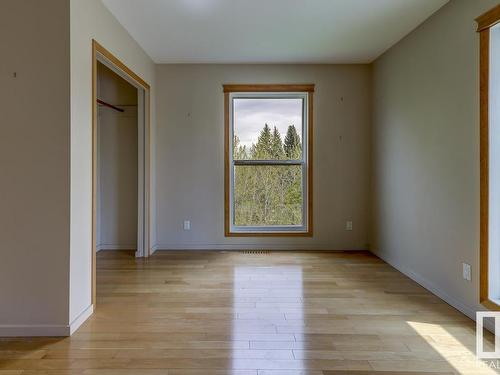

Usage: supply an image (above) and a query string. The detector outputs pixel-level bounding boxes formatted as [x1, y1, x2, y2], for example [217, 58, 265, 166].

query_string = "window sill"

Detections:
[225, 231, 312, 237]
[481, 298, 500, 311]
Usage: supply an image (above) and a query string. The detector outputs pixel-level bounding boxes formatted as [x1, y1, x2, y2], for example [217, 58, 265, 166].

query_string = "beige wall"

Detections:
[0, 0, 71, 334]
[5, 0, 493, 336]
[0, 0, 156, 337]
[155, 64, 371, 250]
[97, 63, 138, 250]
[70, 0, 156, 324]
[371, 0, 498, 320]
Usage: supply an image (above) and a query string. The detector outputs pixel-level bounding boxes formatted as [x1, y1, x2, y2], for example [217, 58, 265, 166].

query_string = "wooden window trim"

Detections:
[223, 84, 314, 237]
[477, 7, 500, 310]
[476, 4, 500, 32]
[223, 84, 315, 93]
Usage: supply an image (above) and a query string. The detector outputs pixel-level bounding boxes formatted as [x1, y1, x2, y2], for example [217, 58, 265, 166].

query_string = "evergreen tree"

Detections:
[284, 125, 302, 159]
[254, 123, 272, 159]
[271, 126, 285, 160]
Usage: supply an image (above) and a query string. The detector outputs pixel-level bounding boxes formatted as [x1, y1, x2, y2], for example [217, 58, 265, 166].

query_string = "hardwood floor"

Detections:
[0, 250, 497, 374]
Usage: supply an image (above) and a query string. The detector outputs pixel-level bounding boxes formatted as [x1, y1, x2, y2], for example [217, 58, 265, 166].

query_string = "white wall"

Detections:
[0, 0, 71, 335]
[155, 64, 372, 250]
[97, 63, 138, 250]
[70, 0, 156, 324]
[371, 0, 498, 320]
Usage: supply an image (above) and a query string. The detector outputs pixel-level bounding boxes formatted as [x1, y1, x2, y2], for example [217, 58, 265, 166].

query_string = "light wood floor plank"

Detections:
[0, 250, 496, 374]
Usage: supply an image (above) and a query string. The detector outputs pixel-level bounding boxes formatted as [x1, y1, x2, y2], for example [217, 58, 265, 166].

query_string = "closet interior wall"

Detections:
[96, 62, 138, 251]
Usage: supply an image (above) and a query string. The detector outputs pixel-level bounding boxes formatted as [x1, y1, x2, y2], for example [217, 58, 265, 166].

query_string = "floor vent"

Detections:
[241, 250, 271, 255]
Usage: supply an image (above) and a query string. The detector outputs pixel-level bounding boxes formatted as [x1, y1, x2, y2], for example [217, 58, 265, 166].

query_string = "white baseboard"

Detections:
[0, 304, 93, 337]
[154, 243, 366, 251]
[97, 244, 136, 251]
[69, 304, 94, 335]
[373, 249, 494, 333]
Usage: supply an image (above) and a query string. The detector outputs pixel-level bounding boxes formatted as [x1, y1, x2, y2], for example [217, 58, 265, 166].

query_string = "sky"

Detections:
[233, 98, 303, 148]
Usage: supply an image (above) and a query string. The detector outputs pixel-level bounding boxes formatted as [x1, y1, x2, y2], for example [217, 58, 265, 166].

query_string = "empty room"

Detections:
[2, 0, 500, 374]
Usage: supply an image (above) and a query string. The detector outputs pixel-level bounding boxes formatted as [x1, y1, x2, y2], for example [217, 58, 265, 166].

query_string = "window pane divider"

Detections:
[233, 160, 303, 166]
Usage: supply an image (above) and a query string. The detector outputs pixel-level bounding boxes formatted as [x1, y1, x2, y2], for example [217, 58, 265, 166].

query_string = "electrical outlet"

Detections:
[462, 263, 471, 281]
[346, 221, 353, 231]
[183, 220, 191, 231]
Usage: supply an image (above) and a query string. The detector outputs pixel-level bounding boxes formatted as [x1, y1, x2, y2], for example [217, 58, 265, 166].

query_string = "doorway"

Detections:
[92, 40, 151, 305]
[96, 61, 138, 253]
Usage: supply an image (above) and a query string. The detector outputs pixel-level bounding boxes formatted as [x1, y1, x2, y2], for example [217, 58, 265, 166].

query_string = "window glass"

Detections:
[233, 98, 303, 160]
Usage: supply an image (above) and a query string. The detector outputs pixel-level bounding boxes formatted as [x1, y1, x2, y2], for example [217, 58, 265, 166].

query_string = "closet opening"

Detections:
[96, 61, 138, 253]
[92, 40, 151, 305]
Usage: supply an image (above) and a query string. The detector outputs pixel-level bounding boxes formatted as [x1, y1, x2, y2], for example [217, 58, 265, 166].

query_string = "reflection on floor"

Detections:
[0, 250, 497, 374]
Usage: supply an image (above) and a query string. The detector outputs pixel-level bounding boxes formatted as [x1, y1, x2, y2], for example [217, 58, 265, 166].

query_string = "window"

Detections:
[224, 84, 314, 236]
[477, 5, 500, 310]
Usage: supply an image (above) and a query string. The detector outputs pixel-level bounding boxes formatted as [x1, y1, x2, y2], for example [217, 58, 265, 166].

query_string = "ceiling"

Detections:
[102, 0, 448, 64]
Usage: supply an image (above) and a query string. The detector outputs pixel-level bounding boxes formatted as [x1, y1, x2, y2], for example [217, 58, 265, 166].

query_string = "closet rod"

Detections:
[97, 98, 124, 112]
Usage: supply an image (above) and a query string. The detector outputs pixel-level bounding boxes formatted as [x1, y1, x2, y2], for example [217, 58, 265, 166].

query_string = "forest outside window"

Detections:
[223, 84, 314, 236]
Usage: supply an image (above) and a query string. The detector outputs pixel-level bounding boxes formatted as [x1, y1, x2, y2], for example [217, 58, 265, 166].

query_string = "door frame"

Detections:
[92, 40, 151, 305]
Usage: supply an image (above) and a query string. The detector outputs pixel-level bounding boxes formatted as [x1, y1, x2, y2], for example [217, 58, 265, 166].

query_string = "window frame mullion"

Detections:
[234, 160, 303, 166]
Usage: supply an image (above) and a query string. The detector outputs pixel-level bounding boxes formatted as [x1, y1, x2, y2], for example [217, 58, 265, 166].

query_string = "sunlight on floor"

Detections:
[407, 321, 500, 375]
[232, 264, 304, 370]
